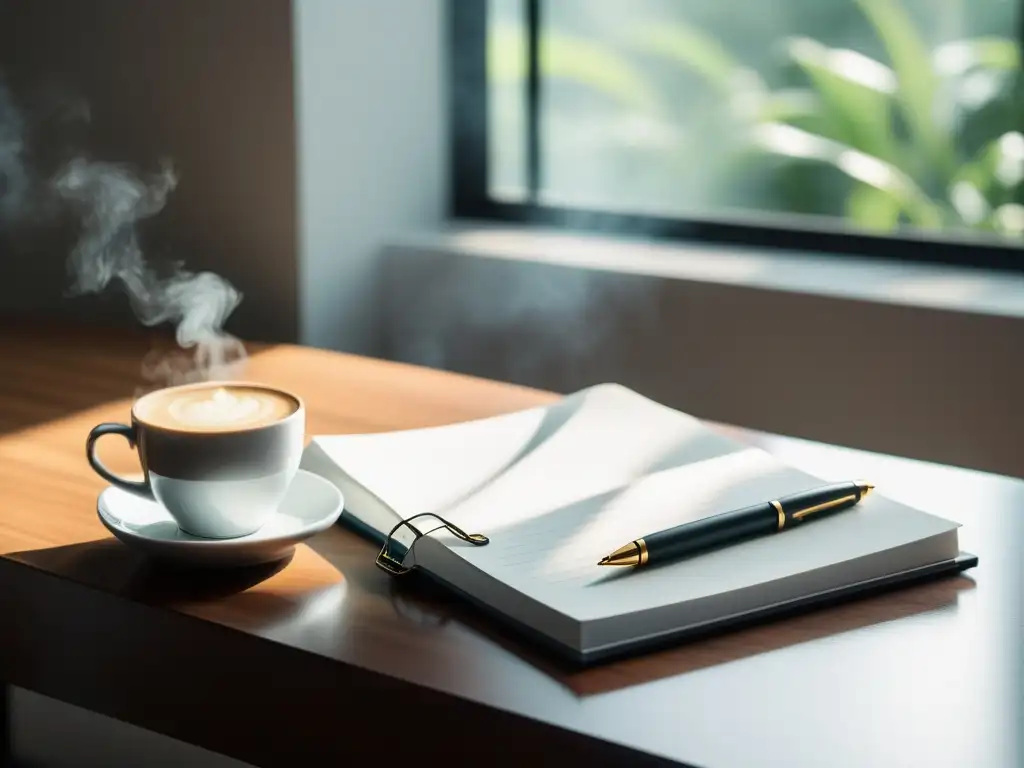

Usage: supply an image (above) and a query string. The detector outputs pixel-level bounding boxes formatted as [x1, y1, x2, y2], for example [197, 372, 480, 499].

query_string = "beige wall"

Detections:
[0, 0, 299, 342]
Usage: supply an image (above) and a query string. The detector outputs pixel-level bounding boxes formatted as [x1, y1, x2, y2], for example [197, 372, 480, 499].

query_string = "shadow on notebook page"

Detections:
[434, 389, 751, 543]
[405, 386, 589, 541]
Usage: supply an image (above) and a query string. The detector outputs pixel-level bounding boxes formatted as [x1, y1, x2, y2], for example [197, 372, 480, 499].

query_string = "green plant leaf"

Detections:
[541, 33, 664, 113]
[953, 153, 998, 197]
[955, 68, 1024, 159]
[933, 37, 1021, 77]
[751, 122, 944, 228]
[948, 180, 991, 225]
[952, 130, 1024, 215]
[488, 25, 662, 114]
[630, 21, 744, 94]
[785, 37, 898, 164]
[846, 183, 901, 231]
[992, 203, 1024, 237]
[756, 88, 821, 124]
[856, 0, 956, 179]
[934, 38, 1020, 140]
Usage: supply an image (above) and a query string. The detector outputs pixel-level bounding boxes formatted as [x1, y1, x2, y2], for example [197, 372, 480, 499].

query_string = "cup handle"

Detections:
[86, 423, 153, 499]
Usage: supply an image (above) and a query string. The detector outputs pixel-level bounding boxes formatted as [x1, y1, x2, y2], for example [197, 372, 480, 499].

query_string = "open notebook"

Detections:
[301, 384, 974, 663]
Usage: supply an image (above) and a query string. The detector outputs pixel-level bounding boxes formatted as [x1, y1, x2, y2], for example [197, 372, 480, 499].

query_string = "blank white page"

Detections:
[311, 383, 959, 624]
[311, 383, 745, 528]
[432, 449, 959, 622]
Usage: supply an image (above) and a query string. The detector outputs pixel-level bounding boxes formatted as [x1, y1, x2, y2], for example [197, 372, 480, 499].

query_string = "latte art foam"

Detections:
[136, 384, 298, 432]
[168, 388, 272, 428]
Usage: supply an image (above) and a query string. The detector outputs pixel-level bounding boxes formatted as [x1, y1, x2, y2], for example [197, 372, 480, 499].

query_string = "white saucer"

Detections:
[97, 469, 344, 568]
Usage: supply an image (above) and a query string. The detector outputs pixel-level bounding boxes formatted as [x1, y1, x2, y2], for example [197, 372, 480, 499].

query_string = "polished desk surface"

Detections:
[0, 324, 1021, 767]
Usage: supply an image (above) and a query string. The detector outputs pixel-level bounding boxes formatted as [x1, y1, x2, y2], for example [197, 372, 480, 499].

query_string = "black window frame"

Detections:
[449, 0, 1024, 274]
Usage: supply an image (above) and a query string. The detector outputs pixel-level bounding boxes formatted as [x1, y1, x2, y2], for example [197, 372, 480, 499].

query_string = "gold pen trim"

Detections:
[792, 493, 858, 520]
[637, 537, 648, 565]
[770, 500, 785, 531]
[597, 541, 641, 566]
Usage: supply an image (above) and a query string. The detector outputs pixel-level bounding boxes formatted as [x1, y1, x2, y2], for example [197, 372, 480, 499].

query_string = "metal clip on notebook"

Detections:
[375, 512, 489, 575]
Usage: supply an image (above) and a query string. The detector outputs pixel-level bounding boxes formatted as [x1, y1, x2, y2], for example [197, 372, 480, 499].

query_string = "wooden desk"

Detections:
[1, 324, 1021, 767]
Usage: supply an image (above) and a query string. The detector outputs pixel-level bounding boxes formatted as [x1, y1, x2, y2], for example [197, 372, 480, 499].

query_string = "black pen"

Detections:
[598, 480, 874, 567]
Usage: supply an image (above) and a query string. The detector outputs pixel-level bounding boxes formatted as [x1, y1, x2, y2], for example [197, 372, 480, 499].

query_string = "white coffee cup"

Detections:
[86, 381, 305, 539]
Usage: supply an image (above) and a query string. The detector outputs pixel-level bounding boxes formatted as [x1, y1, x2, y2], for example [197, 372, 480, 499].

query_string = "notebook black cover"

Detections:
[337, 511, 977, 666]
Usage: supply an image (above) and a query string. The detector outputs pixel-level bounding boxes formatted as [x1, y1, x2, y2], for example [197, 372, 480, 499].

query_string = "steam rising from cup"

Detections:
[54, 159, 246, 385]
[0, 77, 245, 388]
[0, 82, 28, 224]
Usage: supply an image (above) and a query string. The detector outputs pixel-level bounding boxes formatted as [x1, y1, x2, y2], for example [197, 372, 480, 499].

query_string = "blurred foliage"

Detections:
[635, 0, 1024, 238]
[489, 23, 663, 115]
[489, 1, 1024, 240]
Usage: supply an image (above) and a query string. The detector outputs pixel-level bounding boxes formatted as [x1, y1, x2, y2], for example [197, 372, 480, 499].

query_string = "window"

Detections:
[451, 0, 1024, 272]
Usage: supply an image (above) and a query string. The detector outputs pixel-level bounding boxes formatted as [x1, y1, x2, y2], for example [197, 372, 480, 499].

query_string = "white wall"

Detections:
[293, 0, 447, 354]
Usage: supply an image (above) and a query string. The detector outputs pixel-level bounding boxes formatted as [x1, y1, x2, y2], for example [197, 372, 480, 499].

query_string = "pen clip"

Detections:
[375, 512, 489, 576]
[791, 493, 859, 521]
